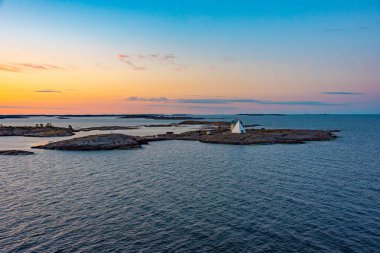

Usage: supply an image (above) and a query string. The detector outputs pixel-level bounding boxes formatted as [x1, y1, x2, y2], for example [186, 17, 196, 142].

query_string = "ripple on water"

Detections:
[0, 115, 380, 252]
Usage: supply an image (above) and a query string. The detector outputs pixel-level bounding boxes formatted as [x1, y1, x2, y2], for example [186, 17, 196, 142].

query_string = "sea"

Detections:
[0, 115, 379, 252]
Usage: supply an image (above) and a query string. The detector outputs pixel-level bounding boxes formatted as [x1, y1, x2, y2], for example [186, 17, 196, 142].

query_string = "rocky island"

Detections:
[144, 128, 338, 145]
[32, 128, 338, 151]
[32, 134, 143, 151]
[0, 150, 35, 155]
[0, 126, 75, 137]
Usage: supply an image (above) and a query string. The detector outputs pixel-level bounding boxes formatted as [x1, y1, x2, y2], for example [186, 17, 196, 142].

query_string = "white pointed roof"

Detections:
[232, 120, 246, 134]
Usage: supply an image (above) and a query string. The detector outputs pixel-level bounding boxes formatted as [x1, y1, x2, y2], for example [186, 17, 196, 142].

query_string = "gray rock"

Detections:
[32, 134, 142, 151]
[140, 129, 338, 145]
[0, 150, 34, 155]
[0, 126, 74, 137]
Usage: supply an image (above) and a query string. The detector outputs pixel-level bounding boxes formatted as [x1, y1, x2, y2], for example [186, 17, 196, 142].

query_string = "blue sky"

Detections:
[0, 0, 379, 114]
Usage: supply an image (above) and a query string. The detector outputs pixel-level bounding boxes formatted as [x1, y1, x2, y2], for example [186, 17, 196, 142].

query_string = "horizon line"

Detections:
[1, 113, 380, 116]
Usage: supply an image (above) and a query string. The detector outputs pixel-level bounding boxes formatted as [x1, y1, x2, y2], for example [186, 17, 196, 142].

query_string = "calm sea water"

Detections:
[0, 115, 379, 252]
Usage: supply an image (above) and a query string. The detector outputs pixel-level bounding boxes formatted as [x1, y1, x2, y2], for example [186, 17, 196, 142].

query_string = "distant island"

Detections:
[0, 115, 30, 119]
[0, 150, 34, 155]
[238, 114, 286, 116]
[0, 120, 253, 136]
[118, 114, 206, 120]
[0, 114, 207, 120]
[0, 125, 74, 137]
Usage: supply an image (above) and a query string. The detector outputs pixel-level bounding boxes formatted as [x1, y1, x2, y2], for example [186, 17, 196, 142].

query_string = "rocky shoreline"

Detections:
[0, 150, 34, 155]
[0, 126, 75, 137]
[32, 128, 338, 151]
[32, 134, 142, 151]
[140, 129, 338, 145]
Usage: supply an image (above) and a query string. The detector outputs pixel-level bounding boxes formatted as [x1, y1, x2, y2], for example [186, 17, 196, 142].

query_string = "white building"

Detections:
[231, 120, 246, 134]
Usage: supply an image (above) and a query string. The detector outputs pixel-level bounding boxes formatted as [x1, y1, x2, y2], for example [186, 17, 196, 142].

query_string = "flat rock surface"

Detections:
[0, 150, 34, 155]
[0, 126, 74, 137]
[32, 134, 142, 151]
[31, 129, 338, 151]
[199, 129, 337, 144]
[141, 129, 338, 145]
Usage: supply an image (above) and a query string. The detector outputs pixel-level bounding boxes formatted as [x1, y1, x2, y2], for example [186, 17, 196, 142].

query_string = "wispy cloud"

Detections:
[0, 64, 21, 72]
[117, 55, 146, 71]
[117, 53, 185, 71]
[176, 99, 337, 106]
[0, 105, 31, 109]
[18, 63, 62, 70]
[0, 62, 64, 73]
[34, 89, 63, 93]
[321, 91, 365, 95]
[145, 104, 237, 111]
[127, 96, 168, 102]
[0, 105, 62, 109]
[126, 97, 341, 106]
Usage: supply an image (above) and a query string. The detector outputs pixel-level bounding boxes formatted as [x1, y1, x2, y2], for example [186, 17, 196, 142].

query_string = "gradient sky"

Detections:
[1, 0, 379, 114]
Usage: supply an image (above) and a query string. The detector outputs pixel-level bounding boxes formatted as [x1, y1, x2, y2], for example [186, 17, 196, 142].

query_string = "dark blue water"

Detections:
[0, 115, 379, 252]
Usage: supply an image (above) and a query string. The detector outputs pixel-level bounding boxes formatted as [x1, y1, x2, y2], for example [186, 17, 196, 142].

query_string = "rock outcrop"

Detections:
[0, 126, 74, 137]
[141, 129, 338, 145]
[31, 129, 338, 152]
[32, 134, 143, 151]
[0, 150, 34, 155]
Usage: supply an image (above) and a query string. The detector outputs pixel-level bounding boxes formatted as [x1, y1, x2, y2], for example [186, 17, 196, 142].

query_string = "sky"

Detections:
[0, 0, 379, 114]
